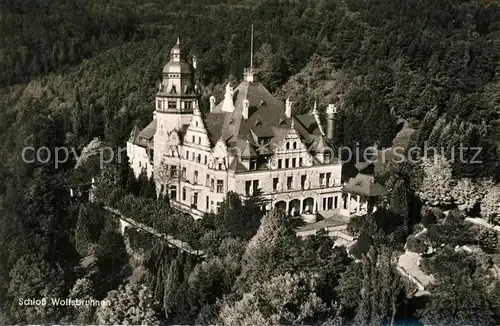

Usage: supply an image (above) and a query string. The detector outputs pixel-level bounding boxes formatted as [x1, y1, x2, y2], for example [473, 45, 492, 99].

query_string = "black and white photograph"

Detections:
[1, 0, 500, 325]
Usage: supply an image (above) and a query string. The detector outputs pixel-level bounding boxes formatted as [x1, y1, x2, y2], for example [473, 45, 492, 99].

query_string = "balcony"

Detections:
[170, 200, 204, 219]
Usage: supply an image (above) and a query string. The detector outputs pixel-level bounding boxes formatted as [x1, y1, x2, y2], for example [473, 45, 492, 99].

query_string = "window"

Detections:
[192, 135, 195, 143]
[182, 167, 186, 179]
[197, 154, 201, 163]
[285, 159, 289, 168]
[182, 187, 186, 201]
[293, 141, 297, 149]
[287, 176, 293, 190]
[292, 158, 296, 167]
[326, 173, 331, 187]
[185, 101, 192, 110]
[286, 142, 290, 150]
[193, 192, 198, 207]
[278, 159, 282, 169]
[157, 100, 161, 109]
[186, 150, 189, 159]
[327, 197, 333, 210]
[206, 196, 209, 210]
[218, 163, 223, 170]
[170, 165, 177, 177]
[192, 152, 195, 161]
[139, 161, 142, 167]
[299, 158, 303, 166]
[325, 152, 331, 163]
[204, 156, 207, 164]
[194, 171, 198, 184]
[196, 121, 199, 127]
[168, 101, 176, 109]
[217, 180, 224, 193]
[198, 137, 201, 144]
[170, 85, 177, 94]
[301, 175, 307, 189]
[216, 202, 222, 214]
[319, 173, 325, 187]
[169, 185, 177, 199]
[206, 174, 210, 186]
[253, 180, 259, 194]
[250, 159, 257, 170]
[245, 181, 252, 195]
[273, 178, 279, 191]
[211, 179, 215, 191]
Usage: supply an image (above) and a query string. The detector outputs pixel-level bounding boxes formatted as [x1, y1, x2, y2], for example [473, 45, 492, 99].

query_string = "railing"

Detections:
[102, 206, 205, 258]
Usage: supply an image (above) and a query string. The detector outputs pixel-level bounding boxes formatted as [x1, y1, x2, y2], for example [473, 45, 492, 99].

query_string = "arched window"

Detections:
[286, 142, 290, 150]
[192, 135, 195, 143]
[293, 141, 297, 149]
[195, 121, 199, 127]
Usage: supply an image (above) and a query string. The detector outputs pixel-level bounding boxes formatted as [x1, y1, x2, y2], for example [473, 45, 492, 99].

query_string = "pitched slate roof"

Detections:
[343, 173, 388, 197]
[128, 125, 140, 143]
[133, 120, 156, 148]
[207, 81, 288, 143]
[132, 78, 331, 172]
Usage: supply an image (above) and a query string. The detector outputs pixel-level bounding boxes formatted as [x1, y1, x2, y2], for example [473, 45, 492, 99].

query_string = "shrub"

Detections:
[406, 235, 428, 253]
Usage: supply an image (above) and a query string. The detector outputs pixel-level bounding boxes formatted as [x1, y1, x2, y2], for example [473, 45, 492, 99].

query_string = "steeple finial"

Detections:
[176, 37, 180, 45]
[313, 101, 318, 114]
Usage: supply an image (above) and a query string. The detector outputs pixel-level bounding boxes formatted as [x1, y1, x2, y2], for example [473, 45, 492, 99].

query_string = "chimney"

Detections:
[192, 55, 197, 69]
[209, 95, 216, 112]
[326, 103, 338, 141]
[242, 98, 249, 119]
[285, 98, 292, 118]
[221, 83, 235, 113]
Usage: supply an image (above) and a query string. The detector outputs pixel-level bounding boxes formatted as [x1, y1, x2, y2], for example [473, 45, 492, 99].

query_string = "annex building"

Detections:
[127, 39, 384, 219]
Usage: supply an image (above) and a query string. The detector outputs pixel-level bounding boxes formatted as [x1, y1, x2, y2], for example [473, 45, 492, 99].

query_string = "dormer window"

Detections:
[255, 120, 262, 127]
[279, 118, 286, 125]
[260, 100, 266, 106]
[170, 85, 177, 94]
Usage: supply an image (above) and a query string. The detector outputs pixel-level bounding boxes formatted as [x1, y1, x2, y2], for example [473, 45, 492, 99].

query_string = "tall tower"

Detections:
[326, 104, 338, 142]
[155, 38, 198, 133]
[154, 38, 198, 166]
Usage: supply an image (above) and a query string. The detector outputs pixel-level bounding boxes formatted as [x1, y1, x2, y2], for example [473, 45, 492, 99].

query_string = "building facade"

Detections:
[127, 39, 364, 219]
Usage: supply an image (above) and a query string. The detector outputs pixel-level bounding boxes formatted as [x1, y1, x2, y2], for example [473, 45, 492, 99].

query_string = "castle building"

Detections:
[127, 39, 374, 219]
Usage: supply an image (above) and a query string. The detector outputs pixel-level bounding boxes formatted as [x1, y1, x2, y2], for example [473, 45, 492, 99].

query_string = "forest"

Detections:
[1, 0, 500, 324]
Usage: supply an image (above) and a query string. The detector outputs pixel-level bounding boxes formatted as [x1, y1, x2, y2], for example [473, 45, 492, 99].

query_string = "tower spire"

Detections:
[176, 37, 180, 44]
